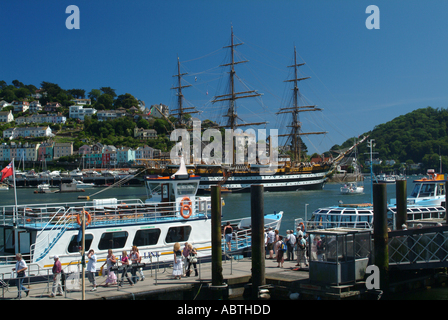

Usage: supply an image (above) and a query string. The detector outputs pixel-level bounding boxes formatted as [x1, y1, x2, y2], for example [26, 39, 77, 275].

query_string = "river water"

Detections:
[1, 177, 409, 234]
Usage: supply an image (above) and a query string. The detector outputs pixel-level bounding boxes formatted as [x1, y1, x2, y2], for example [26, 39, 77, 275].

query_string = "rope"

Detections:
[86, 168, 147, 199]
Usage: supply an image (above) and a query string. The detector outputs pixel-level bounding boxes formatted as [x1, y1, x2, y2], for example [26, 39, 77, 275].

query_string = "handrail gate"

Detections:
[388, 225, 448, 270]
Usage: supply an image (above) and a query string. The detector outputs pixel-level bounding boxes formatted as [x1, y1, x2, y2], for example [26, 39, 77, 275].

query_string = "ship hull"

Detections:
[197, 172, 327, 194]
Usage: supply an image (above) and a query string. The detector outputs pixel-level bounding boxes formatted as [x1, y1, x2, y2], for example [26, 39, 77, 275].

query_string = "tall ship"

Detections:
[142, 28, 363, 193]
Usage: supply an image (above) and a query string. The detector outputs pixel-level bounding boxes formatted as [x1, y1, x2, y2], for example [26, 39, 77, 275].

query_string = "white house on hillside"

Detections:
[69, 105, 97, 120]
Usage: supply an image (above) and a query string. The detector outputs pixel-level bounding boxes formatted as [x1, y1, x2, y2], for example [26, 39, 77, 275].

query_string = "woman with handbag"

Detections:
[186, 243, 198, 277]
[102, 249, 117, 286]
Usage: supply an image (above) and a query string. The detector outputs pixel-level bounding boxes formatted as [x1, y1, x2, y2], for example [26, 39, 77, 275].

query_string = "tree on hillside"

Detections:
[114, 93, 138, 109]
[68, 89, 86, 99]
[96, 94, 114, 109]
[88, 89, 101, 102]
[100, 87, 117, 98]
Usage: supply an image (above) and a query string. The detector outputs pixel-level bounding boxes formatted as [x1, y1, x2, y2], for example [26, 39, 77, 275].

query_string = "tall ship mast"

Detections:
[142, 29, 364, 194]
[212, 26, 267, 131]
[170, 56, 199, 126]
[276, 46, 327, 164]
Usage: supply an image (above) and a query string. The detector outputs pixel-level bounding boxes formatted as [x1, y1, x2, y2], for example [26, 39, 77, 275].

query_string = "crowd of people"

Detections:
[11, 225, 307, 299]
[265, 225, 308, 269]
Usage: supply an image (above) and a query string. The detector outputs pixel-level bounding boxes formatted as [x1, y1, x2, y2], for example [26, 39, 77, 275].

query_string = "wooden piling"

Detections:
[211, 185, 223, 298]
[445, 181, 448, 225]
[372, 183, 389, 293]
[396, 179, 407, 229]
[250, 185, 265, 300]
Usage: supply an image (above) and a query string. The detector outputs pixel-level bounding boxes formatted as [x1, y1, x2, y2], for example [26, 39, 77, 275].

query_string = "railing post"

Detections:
[373, 183, 389, 294]
[396, 179, 407, 229]
[445, 181, 448, 225]
[211, 185, 224, 299]
[250, 184, 265, 300]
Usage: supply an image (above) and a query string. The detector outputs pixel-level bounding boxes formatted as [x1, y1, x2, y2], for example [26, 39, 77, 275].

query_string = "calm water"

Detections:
[2, 177, 405, 234]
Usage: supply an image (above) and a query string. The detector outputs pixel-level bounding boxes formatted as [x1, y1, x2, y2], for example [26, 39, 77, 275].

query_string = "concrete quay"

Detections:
[2, 257, 319, 301]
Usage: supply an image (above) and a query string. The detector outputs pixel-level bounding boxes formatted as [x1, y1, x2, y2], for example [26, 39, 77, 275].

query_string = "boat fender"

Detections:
[76, 210, 92, 226]
[180, 197, 192, 219]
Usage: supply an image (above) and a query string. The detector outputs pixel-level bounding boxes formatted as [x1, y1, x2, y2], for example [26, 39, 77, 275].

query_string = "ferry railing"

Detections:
[221, 217, 280, 252]
[0, 265, 53, 299]
[30, 206, 73, 263]
[296, 218, 373, 232]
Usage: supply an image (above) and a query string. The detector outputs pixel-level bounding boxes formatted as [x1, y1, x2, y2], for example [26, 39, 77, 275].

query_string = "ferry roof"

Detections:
[308, 228, 372, 235]
[144, 175, 201, 181]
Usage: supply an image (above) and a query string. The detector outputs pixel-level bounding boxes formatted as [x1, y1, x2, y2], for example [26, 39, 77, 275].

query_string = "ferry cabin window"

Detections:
[165, 226, 192, 243]
[410, 184, 421, 198]
[176, 183, 198, 196]
[133, 229, 161, 247]
[98, 231, 129, 250]
[68, 234, 93, 253]
[437, 183, 445, 196]
[420, 184, 435, 197]
[146, 183, 161, 198]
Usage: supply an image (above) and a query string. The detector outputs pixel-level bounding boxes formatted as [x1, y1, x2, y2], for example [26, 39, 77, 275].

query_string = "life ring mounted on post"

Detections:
[77, 210, 92, 226]
[180, 197, 192, 219]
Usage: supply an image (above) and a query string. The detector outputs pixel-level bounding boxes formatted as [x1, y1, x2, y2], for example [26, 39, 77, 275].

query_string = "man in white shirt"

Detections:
[267, 227, 276, 259]
[286, 230, 296, 261]
[86, 249, 97, 291]
[13, 253, 29, 298]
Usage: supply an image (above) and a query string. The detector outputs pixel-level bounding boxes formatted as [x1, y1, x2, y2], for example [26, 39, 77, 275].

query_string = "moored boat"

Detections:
[0, 158, 282, 279]
[389, 169, 446, 207]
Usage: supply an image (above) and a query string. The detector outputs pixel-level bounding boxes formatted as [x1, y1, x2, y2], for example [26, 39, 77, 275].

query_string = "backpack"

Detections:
[280, 241, 287, 252]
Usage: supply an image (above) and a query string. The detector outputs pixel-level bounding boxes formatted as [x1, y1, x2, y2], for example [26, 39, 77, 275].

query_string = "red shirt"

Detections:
[52, 260, 62, 274]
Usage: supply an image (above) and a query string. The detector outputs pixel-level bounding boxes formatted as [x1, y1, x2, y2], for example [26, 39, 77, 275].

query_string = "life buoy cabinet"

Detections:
[77, 210, 92, 226]
[180, 197, 192, 219]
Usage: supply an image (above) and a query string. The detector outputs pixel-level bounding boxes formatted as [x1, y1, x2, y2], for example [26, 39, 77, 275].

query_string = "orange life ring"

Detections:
[298, 222, 305, 231]
[77, 210, 92, 226]
[180, 197, 192, 219]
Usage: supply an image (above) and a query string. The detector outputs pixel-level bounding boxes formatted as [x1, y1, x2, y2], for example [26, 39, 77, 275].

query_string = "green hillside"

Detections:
[333, 106, 448, 173]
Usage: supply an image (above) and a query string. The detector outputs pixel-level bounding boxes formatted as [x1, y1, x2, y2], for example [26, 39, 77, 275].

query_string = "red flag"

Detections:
[1, 161, 13, 182]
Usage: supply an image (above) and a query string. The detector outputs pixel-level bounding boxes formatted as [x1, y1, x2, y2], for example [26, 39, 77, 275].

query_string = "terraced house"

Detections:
[2, 126, 53, 139]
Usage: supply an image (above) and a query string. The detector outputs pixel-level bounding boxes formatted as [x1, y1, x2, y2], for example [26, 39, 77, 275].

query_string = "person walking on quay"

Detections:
[130, 246, 140, 284]
[86, 249, 97, 291]
[12, 253, 29, 299]
[133, 246, 145, 281]
[173, 242, 183, 280]
[185, 243, 198, 277]
[119, 250, 134, 287]
[275, 235, 286, 268]
[286, 230, 296, 261]
[50, 255, 63, 297]
[296, 234, 308, 269]
[223, 221, 233, 252]
[102, 249, 117, 286]
[266, 227, 275, 259]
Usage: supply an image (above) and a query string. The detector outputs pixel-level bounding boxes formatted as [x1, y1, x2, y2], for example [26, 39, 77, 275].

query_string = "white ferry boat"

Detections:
[303, 203, 445, 231]
[0, 159, 282, 279]
[71, 179, 95, 189]
[389, 170, 446, 207]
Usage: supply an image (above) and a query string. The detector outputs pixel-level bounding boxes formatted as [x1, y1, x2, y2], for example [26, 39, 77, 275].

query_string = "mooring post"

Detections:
[396, 179, 407, 229]
[445, 181, 448, 225]
[251, 185, 265, 300]
[211, 185, 224, 298]
[372, 183, 389, 293]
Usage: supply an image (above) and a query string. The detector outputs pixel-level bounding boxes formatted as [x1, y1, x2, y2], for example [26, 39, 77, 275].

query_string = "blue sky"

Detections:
[1, 1, 448, 154]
